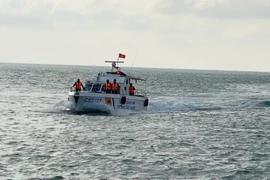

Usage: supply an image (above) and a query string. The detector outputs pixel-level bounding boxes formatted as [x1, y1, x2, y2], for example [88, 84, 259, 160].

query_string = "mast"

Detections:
[105, 53, 125, 72]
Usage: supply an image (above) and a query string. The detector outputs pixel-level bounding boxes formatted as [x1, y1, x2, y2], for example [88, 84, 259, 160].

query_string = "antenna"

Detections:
[131, 52, 138, 68]
[127, 52, 138, 74]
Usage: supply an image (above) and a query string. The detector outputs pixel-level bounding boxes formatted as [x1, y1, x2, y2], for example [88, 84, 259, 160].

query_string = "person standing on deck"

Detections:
[111, 79, 119, 94]
[129, 83, 135, 96]
[73, 79, 85, 92]
[105, 79, 112, 93]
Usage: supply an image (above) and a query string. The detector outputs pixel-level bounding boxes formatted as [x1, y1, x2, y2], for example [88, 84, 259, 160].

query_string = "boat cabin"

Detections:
[83, 70, 145, 96]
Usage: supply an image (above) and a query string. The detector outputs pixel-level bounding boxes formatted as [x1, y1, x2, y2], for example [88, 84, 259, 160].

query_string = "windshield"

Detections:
[92, 84, 102, 92]
[84, 83, 92, 91]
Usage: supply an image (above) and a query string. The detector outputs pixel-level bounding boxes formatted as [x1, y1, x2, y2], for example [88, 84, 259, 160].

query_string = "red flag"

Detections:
[118, 53, 126, 59]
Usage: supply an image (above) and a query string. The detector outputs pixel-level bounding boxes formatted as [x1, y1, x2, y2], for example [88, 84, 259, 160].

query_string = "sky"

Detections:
[1, 0, 270, 72]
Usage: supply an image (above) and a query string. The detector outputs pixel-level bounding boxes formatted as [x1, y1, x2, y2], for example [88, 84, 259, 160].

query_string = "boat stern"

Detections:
[68, 91, 81, 105]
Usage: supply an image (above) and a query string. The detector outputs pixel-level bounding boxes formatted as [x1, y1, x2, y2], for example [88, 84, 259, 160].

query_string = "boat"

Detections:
[68, 54, 149, 115]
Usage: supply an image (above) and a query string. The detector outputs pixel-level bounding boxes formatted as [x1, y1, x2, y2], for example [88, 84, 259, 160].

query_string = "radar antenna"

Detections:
[105, 53, 125, 72]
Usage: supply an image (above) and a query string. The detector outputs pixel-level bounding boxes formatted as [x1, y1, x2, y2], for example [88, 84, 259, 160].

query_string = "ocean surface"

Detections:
[1, 63, 270, 180]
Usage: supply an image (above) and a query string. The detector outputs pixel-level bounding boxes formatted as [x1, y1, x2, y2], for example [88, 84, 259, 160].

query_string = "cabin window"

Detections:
[92, 84, 102, 92]
[101, 85, 105, 92]
[85, 83, 93, 91]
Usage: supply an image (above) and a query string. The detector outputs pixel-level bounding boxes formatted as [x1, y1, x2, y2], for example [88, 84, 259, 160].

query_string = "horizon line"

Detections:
[0, 61, 270, 74]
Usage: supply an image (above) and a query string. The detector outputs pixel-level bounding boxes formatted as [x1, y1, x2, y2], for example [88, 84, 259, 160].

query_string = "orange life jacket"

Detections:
[112, 83, 118, 90]
[75, 82, 82, 89]
[129, 86, 134, 94]
[105, 82, 111, 90]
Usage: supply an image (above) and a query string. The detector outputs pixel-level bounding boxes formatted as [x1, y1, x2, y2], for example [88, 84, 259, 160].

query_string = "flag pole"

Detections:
[117, 57, 119, 70]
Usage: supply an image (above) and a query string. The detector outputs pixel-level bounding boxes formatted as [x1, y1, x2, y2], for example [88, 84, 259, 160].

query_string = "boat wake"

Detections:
[42, 100, 74, 113]
[145, 97, 270, 114]
[147, 100, 223, 114]
[45, 98, 270, 116]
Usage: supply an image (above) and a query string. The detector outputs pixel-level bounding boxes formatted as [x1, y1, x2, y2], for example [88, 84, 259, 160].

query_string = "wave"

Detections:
[28, 176, 64, 180]
[257, 100, 270, 107]
[231, 99, 270, 109]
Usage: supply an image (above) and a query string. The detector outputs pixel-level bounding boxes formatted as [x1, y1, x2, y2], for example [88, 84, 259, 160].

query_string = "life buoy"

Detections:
[121, 96, 126, 104]
[144, 98, 149, 106]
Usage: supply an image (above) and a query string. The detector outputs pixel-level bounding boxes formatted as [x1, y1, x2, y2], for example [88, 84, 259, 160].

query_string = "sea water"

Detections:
[1, 63, 270, 179]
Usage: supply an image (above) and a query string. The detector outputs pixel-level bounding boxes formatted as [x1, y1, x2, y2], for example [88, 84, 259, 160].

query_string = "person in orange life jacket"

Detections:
[111, 79, 119, 94]
[73, 79, 85, 92]
[105, 79, 112, 94]
[129, 83, 135, 96]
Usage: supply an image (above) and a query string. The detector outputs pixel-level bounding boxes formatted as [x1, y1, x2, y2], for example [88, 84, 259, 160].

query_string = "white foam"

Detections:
[146, 97, 223, 114]
[43, 100, 74, 113]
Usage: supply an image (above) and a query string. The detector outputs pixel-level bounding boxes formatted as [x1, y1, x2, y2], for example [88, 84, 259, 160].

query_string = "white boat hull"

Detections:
[68, 91, 148, 115]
